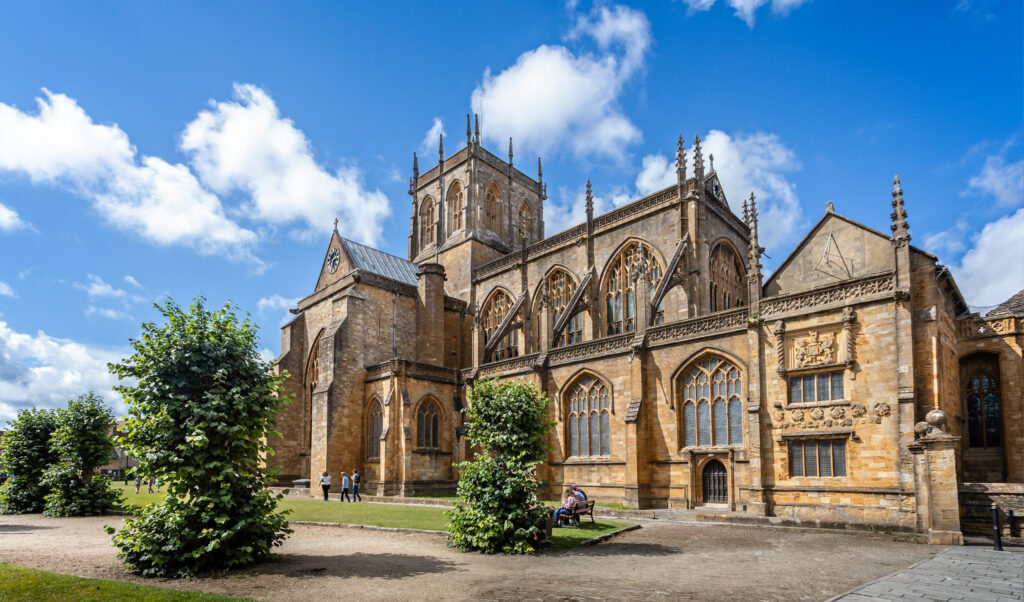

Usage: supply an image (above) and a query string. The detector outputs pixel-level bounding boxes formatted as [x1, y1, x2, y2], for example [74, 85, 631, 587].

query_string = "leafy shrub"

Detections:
[0, 408, 58, 514]
[446, 379, 553, 554]
[41, 392, 122, 517]
[105, 297, 292, 577]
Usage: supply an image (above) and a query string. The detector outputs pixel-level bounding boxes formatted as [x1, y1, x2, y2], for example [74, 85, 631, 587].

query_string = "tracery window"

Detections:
[566, 375, 611, 457]
[366, 398, 383, 460]
[305, 334, 322, 454]
[419, 197, 435, 247]
[681, 356, 743, 448]
[709, 242, 747, 312]
[416, 399, 440, 448]
[447, 181, 464, 237]
[482, 289, 519, 362]
[604, 241, 664, 335]
[518, 201, 532, 245]
[548, 269, 583, 347]
[962, 353, 1003, 449]
[485, 182, 501, 234]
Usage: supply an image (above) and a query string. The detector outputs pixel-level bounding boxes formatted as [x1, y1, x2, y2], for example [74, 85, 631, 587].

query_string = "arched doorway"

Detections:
[702, 459, 728, 504]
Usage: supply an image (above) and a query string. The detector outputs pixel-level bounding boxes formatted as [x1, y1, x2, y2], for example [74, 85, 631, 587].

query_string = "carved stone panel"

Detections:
[793, 331, 836, 367]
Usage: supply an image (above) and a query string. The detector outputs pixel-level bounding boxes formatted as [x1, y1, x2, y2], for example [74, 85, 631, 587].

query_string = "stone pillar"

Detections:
[416, 263, 446, 365]
[910, 410, 964, 544]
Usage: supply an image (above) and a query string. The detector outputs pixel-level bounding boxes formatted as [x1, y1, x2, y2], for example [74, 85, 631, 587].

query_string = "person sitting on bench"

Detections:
[572, 484, 587, 502]
[553, 487, 578, 526]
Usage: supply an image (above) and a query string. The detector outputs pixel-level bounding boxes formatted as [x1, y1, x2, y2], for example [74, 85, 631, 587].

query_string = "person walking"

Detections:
[319, 471, 331, 501]
[123, 470, 129, 487]
[339, 472, 351, 502]
[134, 473, 142, 494]
[351, 469, 362, 502]
[147, 477, 155, 494]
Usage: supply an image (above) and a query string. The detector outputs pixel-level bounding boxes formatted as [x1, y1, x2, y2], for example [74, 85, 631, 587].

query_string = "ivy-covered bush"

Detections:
[0, 408, 58, 514]
[446, 379, 553, 554]
[41, 392, 122, 517]
[105, 297, 292, 578]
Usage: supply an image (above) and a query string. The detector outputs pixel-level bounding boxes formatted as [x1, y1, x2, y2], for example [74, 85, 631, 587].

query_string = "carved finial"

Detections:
[748, 191, 762, 276]
[709, 153, 715, 172]
[826, 200, 835, 213]
[508, 137, 514, 165]
[413, 152, 419, 180]
[742, 197, 750, 224]
[408, 176, 414, 196]
[890, 174, 910, 243]
[585, 179, 594, 217]
[537, 157, 543, 184]
[693, 134, 704, 177]
[439, 134, 444, 161]
[466, 114, 472, 145]
[474, 113, 480, 141]
[333, 217, 339, 232]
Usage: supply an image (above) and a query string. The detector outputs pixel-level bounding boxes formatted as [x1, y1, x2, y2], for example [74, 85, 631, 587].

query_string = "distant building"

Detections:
[269, 122, 1023, 543]
[98, 420, 138, 479]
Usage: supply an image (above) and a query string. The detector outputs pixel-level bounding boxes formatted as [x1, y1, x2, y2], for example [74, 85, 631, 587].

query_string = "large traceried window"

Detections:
[962, 353, 1003, 449]
[485, 182, 501, 234]
[419, 197, 435, 248]
[482, 289, 519, 362]
[518, 201, 532, 245]
[366, 398, 383, 460]
[548, 269, 583, 347]
[604, 241, 665, 335]
[709, 242, 747, 312]
[416, 399, 440, 448]
[681, 356, 743, 448]
[567, 375, 611, 457]
[305, 334, 322, 455]
[447, 181, 464, 237]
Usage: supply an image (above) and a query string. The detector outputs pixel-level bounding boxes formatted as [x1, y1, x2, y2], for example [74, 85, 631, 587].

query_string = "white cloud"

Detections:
[924, 219, 969, 255]
[682, 0, 812, 26]
[75, 273, 127, 300]
[543, 183, 618, 235]
[0, 319, 128, 425]
[0, 90, 258, 261]
[471, 5, 649, 160]
[965, 153, 1022, 208]
[181, 84, 391, 246]
[950, 208, 1024, 307]
[0, 282, 15, 297]
[257, 294, 300, 326]
[419, 118, 446, 159]
[635, 154, 677, 195]
[85, 306, 133, 321]
[0, 201, 31, 232]
[124, 275, 143, 289]
[258, 347, 276, 364]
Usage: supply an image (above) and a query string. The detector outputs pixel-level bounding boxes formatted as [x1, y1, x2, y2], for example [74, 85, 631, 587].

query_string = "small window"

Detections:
[789, 439, 846, 477]
[416, 401, 440, 448]
[366, 399, 383, 460]
[789, 370, 845, 404]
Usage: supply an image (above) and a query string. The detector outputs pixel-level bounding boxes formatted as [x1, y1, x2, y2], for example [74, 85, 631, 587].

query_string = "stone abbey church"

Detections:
[270, 119, 1023, 543]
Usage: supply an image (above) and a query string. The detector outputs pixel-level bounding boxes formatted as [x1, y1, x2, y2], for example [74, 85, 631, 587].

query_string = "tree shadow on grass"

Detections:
[0, 523, 59, 534]
[245, 553, 462, 580]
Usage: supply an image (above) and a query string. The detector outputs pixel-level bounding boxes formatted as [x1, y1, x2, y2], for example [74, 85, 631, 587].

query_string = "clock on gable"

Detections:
[326, 246, 341, 274]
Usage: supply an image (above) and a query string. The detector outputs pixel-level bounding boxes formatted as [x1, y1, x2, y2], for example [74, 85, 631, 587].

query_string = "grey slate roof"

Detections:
[987, 289, 1024, 317]
[340, 238, 419, 286]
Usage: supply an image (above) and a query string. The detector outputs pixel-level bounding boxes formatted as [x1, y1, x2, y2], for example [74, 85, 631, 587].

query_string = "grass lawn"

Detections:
[109, 482, 635, 549]
[0, 563, 243, 601]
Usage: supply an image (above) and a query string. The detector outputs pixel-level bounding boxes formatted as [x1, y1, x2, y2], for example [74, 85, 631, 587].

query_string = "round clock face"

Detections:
[327, 246, 341, 274]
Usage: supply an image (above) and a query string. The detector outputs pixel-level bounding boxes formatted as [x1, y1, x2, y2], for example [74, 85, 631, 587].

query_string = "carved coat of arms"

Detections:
[794, 331, 836, 367]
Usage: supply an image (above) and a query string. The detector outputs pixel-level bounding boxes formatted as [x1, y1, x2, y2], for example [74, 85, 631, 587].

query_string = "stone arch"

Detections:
[960, 351, 1006, 481]
[414, 395, 443, 449]
[446, 180, 465, 237]
[517, 199, 532, 245]
[303, 329, 325, 474]
[365, 395, 384, 461]
[562, 370, 613, 458]
[709, 238, 747, 312]
[484, 180, 502, 234]
[538, 266, 584, 347]
[419, 196, 436, 247]
[480, 286, 520, 362]
[598, 238, 667, 336]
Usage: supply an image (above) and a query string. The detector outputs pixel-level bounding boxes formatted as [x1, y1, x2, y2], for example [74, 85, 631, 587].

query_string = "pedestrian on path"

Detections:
[134, 473, 141, 494]
[352, 469, 362, 502]
[319, 471, 331, 501]
[340, 472, 351, 502]
[147, 477, 155, 494]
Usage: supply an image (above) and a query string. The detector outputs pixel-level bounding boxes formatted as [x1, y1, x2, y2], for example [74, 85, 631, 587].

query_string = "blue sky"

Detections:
[0, 0, 1021, 424]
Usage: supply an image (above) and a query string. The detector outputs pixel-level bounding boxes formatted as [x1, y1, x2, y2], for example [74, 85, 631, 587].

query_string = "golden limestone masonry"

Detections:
[269, 120, 1023, 544]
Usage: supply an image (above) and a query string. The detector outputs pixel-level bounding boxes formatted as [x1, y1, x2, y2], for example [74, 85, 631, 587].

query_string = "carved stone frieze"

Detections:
[646, 307, 747, 346]
[548, 333, 633, 367]
[476, 353, 540, 378]
[759, 273, 895, 318]
[794, 331, 836, 367]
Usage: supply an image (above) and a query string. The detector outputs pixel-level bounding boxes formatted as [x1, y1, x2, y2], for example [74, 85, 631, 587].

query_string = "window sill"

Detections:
[784, 362, 849, 375]
[784, 399, 850, 410]
[413, 448, 451, 456]
[679, 445, 741, 452]
[560, 457, 623, 465]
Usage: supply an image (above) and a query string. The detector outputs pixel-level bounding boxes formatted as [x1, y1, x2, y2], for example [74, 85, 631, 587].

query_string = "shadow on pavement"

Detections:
[246, 552, 463, 580]
[568, 542, 680, 557]
[0, 523, 59, 534]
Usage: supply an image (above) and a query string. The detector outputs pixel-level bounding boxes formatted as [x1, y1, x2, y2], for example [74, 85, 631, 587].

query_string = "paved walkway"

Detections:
[834, 546, 1023, 601]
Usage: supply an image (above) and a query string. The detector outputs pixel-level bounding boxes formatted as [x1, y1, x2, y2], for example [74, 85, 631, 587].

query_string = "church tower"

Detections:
[407, 114, 545, 300]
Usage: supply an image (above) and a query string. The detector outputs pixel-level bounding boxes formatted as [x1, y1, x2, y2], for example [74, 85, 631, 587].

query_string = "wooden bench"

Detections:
[556, 500, 595, 528]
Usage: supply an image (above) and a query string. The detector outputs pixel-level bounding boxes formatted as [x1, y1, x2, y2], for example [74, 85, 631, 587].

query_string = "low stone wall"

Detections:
[959, 482, 1024, 537]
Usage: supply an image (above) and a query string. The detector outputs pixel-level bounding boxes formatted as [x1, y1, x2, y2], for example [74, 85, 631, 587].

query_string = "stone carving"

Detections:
[840, 418, 853, 427]
[772, 321, 786, 374]
[850, 404, 866, 418]
[791, 409, 805, 422]
[810, 408, 825, 420]
[647, 308, 747, 346]
[841, 306, 856, 369]
[592, 188, 676, 230]
[873, 402, 891, 417]
[773, 410, 785, 423]
[476, 353, 540, 378]
[925, 409, 948, 432]
[548, 334, 633, 367]
[794, 331, 836, 367]
[830, 406, 846, 420]
[760, 273, 895, 318]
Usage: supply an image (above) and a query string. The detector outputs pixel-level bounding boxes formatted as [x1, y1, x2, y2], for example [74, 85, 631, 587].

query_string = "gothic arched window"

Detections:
[604, 241, 664, 335]
[566, 375, 611, 457]
[482, 289, 519, 362]
[518, 201, 531, 245]
[962, 353, 1003, 449]
[548, 269, 583, 347]
[681, 356, 743, 448]
[447, 182, 464, 237]
[485, 182, 501, 234]
[305, 333, 322, 455]
[366, 398, 383, 460]
[416, 399, 440, 448]
[419, 197, 435, 247]
[710, 242, 747, 312]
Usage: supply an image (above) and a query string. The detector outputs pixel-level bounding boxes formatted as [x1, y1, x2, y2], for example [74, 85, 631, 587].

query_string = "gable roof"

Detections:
[339, 238, 419, 286]
[987, 289, 1024, 317]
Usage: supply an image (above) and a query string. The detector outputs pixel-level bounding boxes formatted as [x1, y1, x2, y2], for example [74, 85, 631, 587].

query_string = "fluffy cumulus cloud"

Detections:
[635, 154, 677, 195]
[257, 294, 300, 326]
[965, 153, 1023, 208]
[0, 85, 393, 264]
[0, 201, 31, 231]
[418, 117, 446, 159]
[544, 182, 630, 235]
[949, 208, 1024, 307]
[682, 0, 813, 27]
[0, 319, 128, 425]
[0, 282, 15, 297]
[470, 5, 649, 160]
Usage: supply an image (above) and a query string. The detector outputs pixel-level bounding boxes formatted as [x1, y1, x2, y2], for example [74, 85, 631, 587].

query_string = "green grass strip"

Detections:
[0, 563, 244, 601]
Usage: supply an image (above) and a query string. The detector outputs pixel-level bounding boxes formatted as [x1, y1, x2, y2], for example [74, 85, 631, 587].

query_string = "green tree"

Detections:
[446, 379, 554, 554]
[105, 297, 292, 577]
[0, 408, 58, 514]
[40, 392, 122, 517]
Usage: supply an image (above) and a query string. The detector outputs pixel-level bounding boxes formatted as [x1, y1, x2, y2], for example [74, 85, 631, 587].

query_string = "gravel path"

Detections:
[0, 514, 943, 601]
